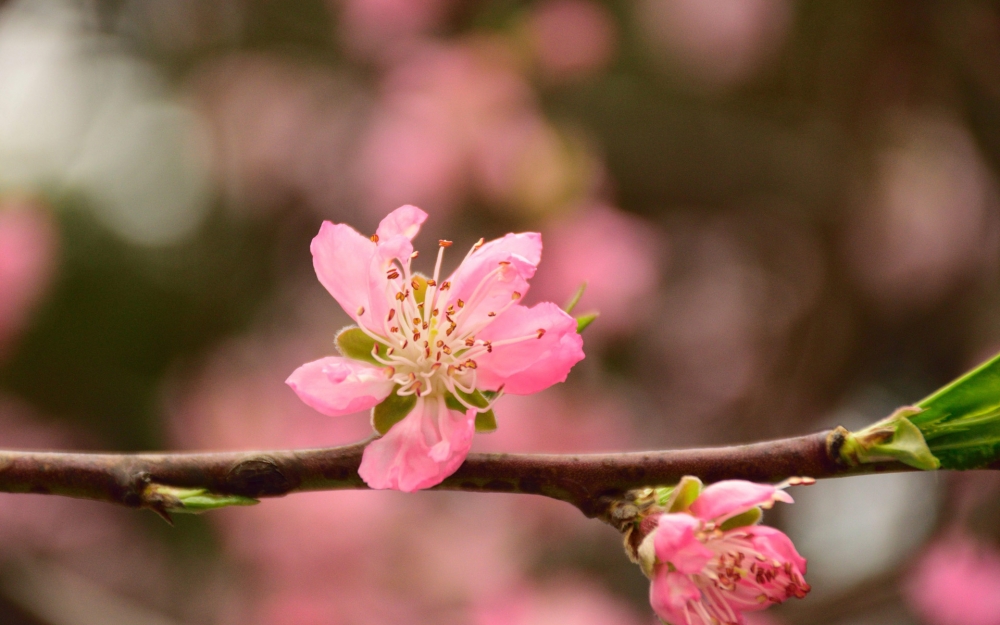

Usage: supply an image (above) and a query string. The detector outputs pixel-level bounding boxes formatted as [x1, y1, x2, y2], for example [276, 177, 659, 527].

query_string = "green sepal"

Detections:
[474, 410, 498, 433]
[840, 406, 940, 470]
[656, 476, 703, 511]
[411, 273, 428, 305]
[444, 389, 498, 432]
[372, 387, 417, 435]
[144, 484, 259, 514]
[336, 327, 386, 366]
[719, 506, 762, 531]
[563, 282, 587, 314]
[576, 312, 599, 333]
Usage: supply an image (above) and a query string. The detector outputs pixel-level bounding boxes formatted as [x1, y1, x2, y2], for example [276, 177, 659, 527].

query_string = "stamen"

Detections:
[410, 251, 419, 259]
[488, 311, 496, 317]
[386, 270, 399, 280]
[390, 326, 398, 333]
[427, 280, 437, 287]
[457, 299, 465, 308]
[439, 240, 453, 247]
[465, 337, 475, 346]
[511, 291, 521, 300]
[357, 306, 365, 316]
[387, 309, 395, 321]
[384, 366, 394, 377]
[440, 281, 450, 290]
[370, 234, 379, 242]
[536, 329, 545, 339]
[442, 345, 452, 354]
[474, 237, 485, 250]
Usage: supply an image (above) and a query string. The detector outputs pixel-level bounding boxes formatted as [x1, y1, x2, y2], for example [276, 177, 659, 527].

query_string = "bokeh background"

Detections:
[1, 1, 999, 624]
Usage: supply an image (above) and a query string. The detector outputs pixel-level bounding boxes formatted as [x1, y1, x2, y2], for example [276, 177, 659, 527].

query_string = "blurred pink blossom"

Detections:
[359, 41, 595, 218]
[473, 114, 595, 216]
[334, 0, 453, 61]
[0, 396, 168, 606]
[846, 113, 999, 311]
[531, 204, 661, 336]
[637, 0, 792, 88]
[472, 389, 634, 455]
[526, 0, 618, 81]
[905, 532, 1000, 625]
[288, 205, 585, 491]
[359, 42, 529, 217]
[0, 200, 58, 357]
[474, 578, 645, 625]
[189, 54, 365, 217]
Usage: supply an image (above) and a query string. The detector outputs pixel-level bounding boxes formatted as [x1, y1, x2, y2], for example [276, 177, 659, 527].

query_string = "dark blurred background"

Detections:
[0, 1, 999, 624]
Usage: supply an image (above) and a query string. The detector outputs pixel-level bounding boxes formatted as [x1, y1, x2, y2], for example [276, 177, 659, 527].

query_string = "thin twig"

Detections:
[0, 428, 931, 521]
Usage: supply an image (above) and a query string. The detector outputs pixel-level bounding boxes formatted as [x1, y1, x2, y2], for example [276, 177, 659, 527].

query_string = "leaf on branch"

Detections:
[144, 484, 259, 515]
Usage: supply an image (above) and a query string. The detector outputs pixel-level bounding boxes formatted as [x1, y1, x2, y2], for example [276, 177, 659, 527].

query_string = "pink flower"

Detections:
[904, 532, 1000, 625]
[637, 478, 810, 625]
[287, 205, 585, 491]
[527, 0, 618, 82]
[0, 200, 58, 356]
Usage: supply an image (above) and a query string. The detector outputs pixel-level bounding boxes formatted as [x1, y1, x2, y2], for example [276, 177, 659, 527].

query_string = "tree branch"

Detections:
[0, 427, 937, 522]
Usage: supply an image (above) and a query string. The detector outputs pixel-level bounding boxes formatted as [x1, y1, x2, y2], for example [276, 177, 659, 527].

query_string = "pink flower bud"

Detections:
[637, 479, 810, 624]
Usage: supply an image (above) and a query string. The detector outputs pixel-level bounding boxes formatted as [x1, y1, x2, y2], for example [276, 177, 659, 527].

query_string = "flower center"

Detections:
[669, 526, 810, 625]
[357, 238, 542, 413]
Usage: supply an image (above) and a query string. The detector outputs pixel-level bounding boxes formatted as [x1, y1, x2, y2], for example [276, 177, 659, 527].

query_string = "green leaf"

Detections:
[907, 351, 1000, 469]
[475, 410, 498, 433]
[719, 506, 762, 531]
[145, 484, 259, 514]
[563, 282, 587, 314]
[576, 312, 599, 333]
[336, 327, 386, 366]
[372, 387, 417, 435]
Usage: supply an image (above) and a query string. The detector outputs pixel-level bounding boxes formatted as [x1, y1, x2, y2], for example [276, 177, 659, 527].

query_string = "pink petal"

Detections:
[653, 513, 714, 574]
[475, 302, 584, 395]
[375, 204, 428, 241]
[689, 480, 793, 523]
[650, 570, 700, 625]
[746, 526, 808, 575]
[311, 221, 377, 327]
[286, 357, 394, 417]
[358, 396, 476, 492]
[444, 233, 542, 330]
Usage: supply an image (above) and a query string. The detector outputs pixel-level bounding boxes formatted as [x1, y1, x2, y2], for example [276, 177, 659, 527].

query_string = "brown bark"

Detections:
[0, 428, 917, 521]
